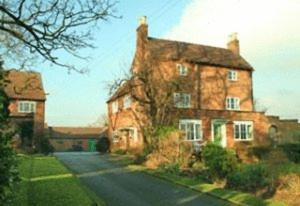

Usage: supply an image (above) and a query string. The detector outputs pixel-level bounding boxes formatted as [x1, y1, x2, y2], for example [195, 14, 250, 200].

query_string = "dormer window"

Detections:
[176, 64, 188, 76]
[228, 70, 237, 81]
[112, 101, 118, 113]
[18, 101, 36, 113]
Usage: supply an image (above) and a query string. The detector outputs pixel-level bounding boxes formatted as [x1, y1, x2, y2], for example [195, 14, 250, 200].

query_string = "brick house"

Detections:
[46, 126, 107, 152]
[107, 17, 299, 153]
[5, 70, 46, 147]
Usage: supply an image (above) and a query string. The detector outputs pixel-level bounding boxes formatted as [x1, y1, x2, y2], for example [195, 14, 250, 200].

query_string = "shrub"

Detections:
[40, 137, 54, 155]
[227, 164, 270, 194]
[96, 137, 110, 153]
[0, 84, 19, 204]
[72, 144, 83, 151]
[202, 143, 238, 180]
[280, 143, 300, 163]
[134, 146, 152, 165]
[114, 149, 127, 155]
[144, 130, 192, 169]
[250, 146, 272, 160]
[158, 162, 180, 175]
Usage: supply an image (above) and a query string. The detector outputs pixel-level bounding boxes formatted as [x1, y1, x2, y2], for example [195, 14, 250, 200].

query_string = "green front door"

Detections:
[88, 139, 96, 152]
[213, 123, 223, 146]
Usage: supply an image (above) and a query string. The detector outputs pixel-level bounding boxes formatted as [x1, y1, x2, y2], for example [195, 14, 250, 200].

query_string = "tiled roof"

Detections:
[4, 70, 46, 101]
[107, 37, 253, 102]
[147, 37, 253, 70]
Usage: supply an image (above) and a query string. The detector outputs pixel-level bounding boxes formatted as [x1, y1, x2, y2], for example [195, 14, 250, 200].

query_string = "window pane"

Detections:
[20, 102, 24, 112]
[247, 124, 252, 139]
[195, 124, 201, 140]
[30, 103, 34, 112]
[179, 123, 186, 131]
[241, 124, 246, 139]
[234, 124, 240, 139]
[187, 123, 194, 140]
[226, 98, 230, 109]
[24, 103, 29, 112]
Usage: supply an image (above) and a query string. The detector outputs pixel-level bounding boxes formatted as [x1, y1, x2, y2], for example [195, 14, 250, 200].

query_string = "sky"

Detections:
[31, 0, 300, 126]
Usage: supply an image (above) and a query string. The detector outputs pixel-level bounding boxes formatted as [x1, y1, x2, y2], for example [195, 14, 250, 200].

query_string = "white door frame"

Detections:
[211, 119, 227, 147]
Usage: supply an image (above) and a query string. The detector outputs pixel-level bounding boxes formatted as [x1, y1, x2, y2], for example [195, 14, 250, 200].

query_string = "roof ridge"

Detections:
[8, 69, 40, 74]
[148, 37, 232, 53]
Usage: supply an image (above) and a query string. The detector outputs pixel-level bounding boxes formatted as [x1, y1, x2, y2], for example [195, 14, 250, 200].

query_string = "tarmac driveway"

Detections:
[55, 152, 233, 206]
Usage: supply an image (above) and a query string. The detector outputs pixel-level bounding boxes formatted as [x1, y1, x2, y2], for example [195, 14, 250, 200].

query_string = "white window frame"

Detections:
[226, 97, 240, 110]
[233, 121, 253, 141]
[228, 70, 238, 81]
[18, 101, 36, 113]
[174, 93, 191, 108]
[112, 101, 118, 113]
[123, 95, 131, 109]
[176, 64, 188, 76]
[179, 119, 202, 141]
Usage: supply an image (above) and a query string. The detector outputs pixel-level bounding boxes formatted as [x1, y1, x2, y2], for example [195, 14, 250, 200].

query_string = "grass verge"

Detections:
[12, 154, 105, 206]
[124, 158, 285, 206]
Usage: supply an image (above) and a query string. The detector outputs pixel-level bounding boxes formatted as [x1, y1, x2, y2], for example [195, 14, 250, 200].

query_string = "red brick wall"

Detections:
[49, 139, 90, 152]
[9, 99, 45, 145]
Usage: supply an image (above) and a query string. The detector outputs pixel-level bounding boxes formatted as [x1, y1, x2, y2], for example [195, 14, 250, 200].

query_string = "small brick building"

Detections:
[47, 126, 107, 152]
[5, 70, 46, 147]
[107, 17, 300, 154]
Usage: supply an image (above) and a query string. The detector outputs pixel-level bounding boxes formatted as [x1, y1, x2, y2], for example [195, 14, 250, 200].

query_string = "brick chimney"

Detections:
[136, 16, 148, 53]
[227, 33, 240, 55]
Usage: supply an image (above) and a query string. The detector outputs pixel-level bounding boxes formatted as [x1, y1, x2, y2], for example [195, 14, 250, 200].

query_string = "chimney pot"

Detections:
[139, 16, 147, 26]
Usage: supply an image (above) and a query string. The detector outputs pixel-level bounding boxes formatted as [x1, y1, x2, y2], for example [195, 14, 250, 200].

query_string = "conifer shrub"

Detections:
[202, 143, 238, 180]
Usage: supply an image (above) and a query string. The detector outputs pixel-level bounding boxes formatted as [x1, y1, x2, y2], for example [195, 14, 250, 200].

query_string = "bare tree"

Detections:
[109, 55, 182, 146]
[88, 113, 108, 127]
[0, 0, 118, 72]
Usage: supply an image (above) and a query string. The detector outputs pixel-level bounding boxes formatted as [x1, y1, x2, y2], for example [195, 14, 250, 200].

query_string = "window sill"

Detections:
[226, 108, 240, 111]
[234, 139, 253, 142]
[184, 139, 202, 142]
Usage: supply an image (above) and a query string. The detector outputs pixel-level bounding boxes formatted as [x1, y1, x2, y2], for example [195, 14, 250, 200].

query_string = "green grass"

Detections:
[126, 162, 285, 206]
[12, 155, 104, 206]
[146, 169, 285, 206]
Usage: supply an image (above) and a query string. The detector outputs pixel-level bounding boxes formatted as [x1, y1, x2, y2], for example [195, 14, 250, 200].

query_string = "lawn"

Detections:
[12, 155, 104, 206]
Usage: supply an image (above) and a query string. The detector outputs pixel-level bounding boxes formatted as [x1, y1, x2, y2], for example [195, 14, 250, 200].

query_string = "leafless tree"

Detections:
[0, 0, 118, 72]
[88, 113, 108, 127]
[109, 56, 182, 146]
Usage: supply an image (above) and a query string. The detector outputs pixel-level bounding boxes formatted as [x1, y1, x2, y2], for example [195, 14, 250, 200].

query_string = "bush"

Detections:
[280, 143, 300, 163]
[72, 144, 83, 151]
[250, 146, 272, 160]
[0, 83, 19, 204]
[145, 130, 192, 169]
[114, 149, 127, 155]
[202, 143, 238, 180]
[40, 137, 54, 155]
[134, 146, 152, 164]
[158, 162, 180, 175]
[96, 137, 110, 153]
[227, 164, 270, 194]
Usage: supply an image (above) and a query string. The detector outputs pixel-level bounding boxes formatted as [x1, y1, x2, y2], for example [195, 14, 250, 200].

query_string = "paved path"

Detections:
[55, 152, 233, 206]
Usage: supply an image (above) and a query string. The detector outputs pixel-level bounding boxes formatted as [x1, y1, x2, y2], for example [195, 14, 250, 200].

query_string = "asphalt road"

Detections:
[55, 152, 233, 206]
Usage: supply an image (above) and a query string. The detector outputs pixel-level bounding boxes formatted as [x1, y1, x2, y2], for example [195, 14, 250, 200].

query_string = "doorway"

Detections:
[88, 139, 97, 152]
[212, 120, 227, 147]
